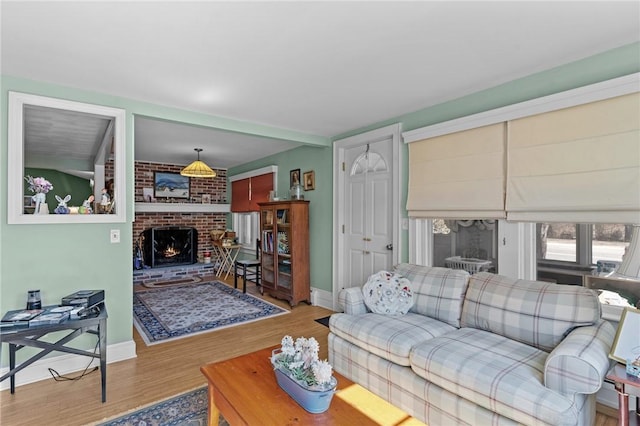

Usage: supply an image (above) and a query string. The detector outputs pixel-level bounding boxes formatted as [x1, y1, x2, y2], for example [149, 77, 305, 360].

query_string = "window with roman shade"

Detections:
[231, 178, 250, 212]
[506, 93, 640, 224]
[231, 172, 273, 212]
[247, 172, 272, 210]
[406, 123, 506, 219]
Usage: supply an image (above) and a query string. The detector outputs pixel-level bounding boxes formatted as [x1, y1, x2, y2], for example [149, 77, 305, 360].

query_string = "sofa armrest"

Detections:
[338, 287, 369, 315]
[544, 319, 616, 395]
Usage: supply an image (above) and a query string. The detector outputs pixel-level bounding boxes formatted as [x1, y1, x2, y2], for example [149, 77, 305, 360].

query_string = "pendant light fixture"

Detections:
[180, 148, 216, 178]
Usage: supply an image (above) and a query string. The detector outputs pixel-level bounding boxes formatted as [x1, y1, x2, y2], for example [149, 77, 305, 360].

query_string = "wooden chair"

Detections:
[234, 239, 261, 293]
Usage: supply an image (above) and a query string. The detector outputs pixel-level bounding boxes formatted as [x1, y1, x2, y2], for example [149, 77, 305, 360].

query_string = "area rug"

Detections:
[134, 281, 289, 345]
[95, 386, 229, 426]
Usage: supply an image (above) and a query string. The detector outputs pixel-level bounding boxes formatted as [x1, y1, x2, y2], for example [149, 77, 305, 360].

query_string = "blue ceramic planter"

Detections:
[273, 368, 337, 413]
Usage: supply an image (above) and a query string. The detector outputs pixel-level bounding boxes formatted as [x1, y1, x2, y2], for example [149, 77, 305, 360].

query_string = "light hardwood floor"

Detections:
[0, 277, 619, 425]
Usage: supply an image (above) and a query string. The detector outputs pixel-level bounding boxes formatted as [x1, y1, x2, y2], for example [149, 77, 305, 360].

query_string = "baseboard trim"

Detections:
[311, 287, 333, 310]
[0, 339, 136, 391]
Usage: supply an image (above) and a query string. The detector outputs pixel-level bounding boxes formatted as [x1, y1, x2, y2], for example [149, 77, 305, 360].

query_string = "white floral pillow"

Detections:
[362, 271, 414, 315]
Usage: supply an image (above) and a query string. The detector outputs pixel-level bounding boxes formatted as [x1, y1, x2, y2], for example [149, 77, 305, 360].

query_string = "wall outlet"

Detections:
[402, 218, 409, 230]
[110, 229, 120, 243]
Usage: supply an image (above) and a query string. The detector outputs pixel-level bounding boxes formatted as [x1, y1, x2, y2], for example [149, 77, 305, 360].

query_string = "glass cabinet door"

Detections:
[260, 208, 275, 289]
[276, 207, 292, 290]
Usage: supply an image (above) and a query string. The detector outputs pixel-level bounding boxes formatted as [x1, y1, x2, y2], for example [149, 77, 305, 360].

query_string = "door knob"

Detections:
[386, 244, 393, 250]
[363, 251, 370, 255]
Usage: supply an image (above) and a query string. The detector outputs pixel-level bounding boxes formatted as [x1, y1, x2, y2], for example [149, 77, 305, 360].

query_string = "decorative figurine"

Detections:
[81, 194, 95, 214]
[54, 194, 71, 214]
[100, 188, 111, 213]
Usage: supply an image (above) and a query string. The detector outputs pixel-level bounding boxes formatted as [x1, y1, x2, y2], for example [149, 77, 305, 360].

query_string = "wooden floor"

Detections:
[0, 277, 619, 425]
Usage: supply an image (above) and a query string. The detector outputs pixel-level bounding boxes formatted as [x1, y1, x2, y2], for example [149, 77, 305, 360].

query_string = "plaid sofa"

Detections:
[328, 264, 616, 426]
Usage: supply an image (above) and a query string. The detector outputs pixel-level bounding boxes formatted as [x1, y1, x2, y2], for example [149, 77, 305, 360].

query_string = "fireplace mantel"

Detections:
[135, 203, 230, 213]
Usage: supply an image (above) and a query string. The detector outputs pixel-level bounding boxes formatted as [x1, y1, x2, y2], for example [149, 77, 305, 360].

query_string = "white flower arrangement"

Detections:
[271, 335, 334, 390]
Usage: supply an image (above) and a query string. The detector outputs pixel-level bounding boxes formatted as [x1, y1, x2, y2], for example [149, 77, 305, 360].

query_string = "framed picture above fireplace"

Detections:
[154, 172, 190, 199]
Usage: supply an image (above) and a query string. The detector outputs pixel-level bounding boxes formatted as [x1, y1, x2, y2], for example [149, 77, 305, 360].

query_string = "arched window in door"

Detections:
[350, 150, 387, 176]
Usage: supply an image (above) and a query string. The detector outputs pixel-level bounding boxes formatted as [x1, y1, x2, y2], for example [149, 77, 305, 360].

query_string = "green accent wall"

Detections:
[1, 42, 637, 367]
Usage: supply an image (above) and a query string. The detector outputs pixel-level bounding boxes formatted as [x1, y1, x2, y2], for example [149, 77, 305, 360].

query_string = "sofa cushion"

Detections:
[393, 263, 470, 327]
[329, 333, 526, 426]
[410, 328, 579, 426]
[329, 312, 456, 366]
[461, 272, 601, 352]
[362, 270, 414, 315]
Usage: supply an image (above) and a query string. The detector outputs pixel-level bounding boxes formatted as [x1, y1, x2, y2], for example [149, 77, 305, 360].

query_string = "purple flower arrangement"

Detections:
[25, 175, 53, 194]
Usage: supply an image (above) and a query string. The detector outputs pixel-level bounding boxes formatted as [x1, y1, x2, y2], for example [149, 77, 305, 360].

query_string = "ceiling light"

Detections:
[180, 148, 216, 178]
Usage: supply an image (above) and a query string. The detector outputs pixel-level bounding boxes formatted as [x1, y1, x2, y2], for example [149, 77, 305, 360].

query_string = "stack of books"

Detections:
[1, 306, 71, 327]
[1, 309, 43, 327]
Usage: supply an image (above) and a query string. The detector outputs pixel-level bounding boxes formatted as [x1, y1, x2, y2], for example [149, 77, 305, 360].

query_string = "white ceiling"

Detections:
[3, 1, 639, 169]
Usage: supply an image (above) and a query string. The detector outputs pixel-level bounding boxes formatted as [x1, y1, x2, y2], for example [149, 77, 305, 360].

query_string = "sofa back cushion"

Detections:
[393, 263, 470, 328]
[461, 272, 601, 352]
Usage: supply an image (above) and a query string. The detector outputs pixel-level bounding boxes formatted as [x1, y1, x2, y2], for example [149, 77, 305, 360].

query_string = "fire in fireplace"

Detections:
[142, 227, 198, 268]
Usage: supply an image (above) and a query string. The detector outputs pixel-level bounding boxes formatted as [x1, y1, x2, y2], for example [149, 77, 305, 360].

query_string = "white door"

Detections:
[345, 140, 393, 287]
[333, 124, 401, 306]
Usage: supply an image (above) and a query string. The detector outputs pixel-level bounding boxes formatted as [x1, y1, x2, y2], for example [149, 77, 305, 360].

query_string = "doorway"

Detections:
[333, 124, 401, 309]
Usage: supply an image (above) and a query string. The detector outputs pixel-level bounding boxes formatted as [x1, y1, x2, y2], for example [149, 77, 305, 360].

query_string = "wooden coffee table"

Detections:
[200, 346, 425, 425]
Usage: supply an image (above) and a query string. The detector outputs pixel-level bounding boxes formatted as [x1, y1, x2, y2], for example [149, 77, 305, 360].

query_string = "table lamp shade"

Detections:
[617, 225, 640, 278]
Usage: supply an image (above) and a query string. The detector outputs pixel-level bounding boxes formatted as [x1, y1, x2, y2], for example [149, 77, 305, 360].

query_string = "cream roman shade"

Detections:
[506, 93, 640, 223]
[407, 123, 506, 219]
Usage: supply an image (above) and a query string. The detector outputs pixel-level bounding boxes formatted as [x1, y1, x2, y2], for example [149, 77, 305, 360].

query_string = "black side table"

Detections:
[0, 303, 108, 402]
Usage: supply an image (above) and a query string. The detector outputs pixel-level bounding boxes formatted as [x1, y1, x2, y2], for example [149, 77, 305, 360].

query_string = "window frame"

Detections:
[537, 223, 631, 268]
[233, 211, 259, 251]
[229, 165, 277, 252]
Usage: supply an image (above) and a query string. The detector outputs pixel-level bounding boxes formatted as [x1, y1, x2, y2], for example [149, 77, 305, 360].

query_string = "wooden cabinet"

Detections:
[259, 200, 310, 306]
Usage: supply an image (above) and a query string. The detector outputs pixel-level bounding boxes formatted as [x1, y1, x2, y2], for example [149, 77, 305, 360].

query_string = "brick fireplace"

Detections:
[142, 226, 198, 268]
[133, 161, 228, 263]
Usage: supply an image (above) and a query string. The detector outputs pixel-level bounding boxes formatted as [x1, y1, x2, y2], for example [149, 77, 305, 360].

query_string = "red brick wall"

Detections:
[133, 161, 228, 262]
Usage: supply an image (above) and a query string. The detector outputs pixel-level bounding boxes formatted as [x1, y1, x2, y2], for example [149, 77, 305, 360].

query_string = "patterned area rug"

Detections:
[95, 386, 229, 426]
[134, 281, 289, 345]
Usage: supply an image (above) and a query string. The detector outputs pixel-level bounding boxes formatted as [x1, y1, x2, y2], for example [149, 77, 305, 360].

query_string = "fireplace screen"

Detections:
[142, 227, 198, 268]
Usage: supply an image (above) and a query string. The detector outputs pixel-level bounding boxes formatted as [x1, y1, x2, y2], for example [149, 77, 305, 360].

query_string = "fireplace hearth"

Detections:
[142, 227, 198, 268]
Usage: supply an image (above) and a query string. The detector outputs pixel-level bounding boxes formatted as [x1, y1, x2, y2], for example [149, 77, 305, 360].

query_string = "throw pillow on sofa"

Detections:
[362, 271, 414, 315]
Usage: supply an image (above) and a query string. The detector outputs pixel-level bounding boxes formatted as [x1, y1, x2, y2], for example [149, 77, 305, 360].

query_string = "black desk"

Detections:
[0, 304, 108, 402]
